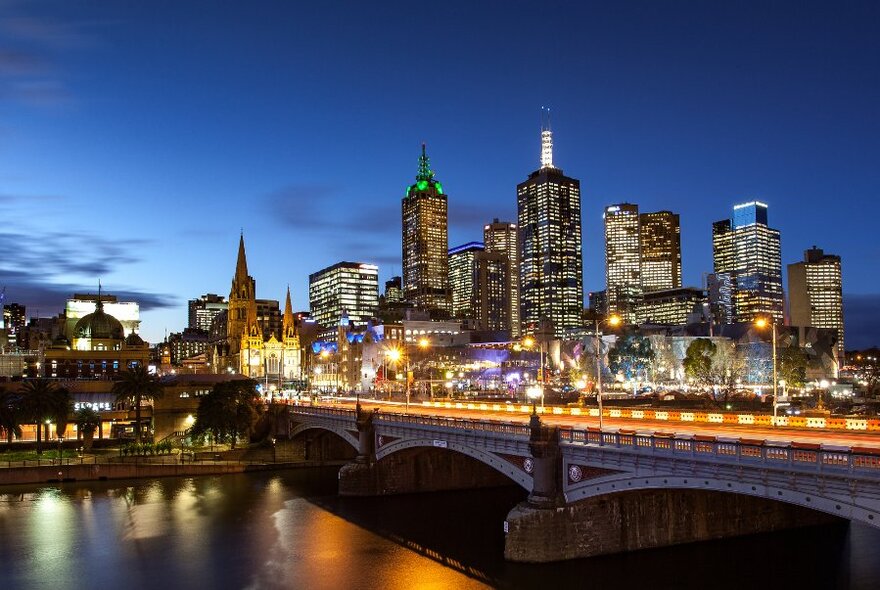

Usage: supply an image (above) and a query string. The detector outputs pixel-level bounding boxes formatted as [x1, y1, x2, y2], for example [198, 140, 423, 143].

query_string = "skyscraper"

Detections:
[402, 144, 451, 314]
[712, 201, 783, 323]
[517, 111, 583, 337]
[2, 303, 26, 347]
[448, 242, 485, 319]
[309, 261, 379, 338]
[483, 218, 520, 337]
[788, 247, 844, 359]
[639, 210, 681, 292]
[604, 203, 642, 323]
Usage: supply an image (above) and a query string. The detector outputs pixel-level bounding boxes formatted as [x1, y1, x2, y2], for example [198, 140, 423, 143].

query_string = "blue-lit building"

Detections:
[712, 201, 783, 324]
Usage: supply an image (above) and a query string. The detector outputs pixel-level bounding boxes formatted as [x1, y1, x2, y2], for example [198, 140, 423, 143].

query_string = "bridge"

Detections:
[286, 403, 880, 562]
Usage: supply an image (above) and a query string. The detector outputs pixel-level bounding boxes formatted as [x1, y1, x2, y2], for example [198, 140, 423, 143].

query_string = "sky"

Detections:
[1, 1, 878, 348]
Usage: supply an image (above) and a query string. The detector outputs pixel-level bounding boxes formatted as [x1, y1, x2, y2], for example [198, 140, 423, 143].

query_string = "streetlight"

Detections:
[754, 316, 779, 425]
[594, 314, 621, 432]
[526, 384, 543, 414]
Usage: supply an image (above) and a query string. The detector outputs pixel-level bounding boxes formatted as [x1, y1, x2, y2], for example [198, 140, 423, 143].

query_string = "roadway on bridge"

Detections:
[316, 399, 880, 449]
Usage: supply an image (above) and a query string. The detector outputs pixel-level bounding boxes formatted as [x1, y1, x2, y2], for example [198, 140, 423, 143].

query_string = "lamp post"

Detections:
[527, 384, 543, 415]
[521, 336, 547, 401]
[755, 316, 778, 425]
[595, 314, 621, 432]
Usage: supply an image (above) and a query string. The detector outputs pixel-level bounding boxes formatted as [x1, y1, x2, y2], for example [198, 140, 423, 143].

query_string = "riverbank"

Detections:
[0, 458, 346, 486]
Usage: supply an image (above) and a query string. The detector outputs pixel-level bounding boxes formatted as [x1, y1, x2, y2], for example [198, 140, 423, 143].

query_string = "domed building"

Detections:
[42, 292, 149, 379]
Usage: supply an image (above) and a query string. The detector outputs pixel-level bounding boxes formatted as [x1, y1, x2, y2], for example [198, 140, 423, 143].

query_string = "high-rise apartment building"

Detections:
[639, 210, 681, 292]
[309, 261, 379, 338]
[402, 144, 451, 314]
[188, 293, 227, 332]
[483, 218, 520, 337]
[604, 203, 642, 323]
[712, 201, 783, 323]
[788, 247, 844, 359]
[518, 112, 583, 337]
[448, 242, 485, 319]
[384, 276, 403, 303]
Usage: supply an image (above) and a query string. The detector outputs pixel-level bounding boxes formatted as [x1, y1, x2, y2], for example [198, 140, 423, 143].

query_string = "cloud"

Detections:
[844, 294, 880, 350]
[0, 202, 176, 314]
[265, 184, 399, 233]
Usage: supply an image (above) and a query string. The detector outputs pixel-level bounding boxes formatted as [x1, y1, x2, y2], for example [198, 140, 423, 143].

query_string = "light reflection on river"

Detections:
[0, 468, 878, 589]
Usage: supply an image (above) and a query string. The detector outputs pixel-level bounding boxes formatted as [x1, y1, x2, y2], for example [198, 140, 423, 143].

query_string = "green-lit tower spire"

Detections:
[416, 143, 434, 181]
[407, 143, 444, 196]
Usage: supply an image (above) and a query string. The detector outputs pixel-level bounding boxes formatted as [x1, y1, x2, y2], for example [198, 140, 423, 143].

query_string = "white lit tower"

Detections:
[517, 108, 583, 337]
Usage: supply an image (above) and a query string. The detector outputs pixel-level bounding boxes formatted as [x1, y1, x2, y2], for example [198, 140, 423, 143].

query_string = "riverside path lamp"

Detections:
[527, 384, 543, 415]
[754, 316, 779, 425]
[595, 314, 621, 432]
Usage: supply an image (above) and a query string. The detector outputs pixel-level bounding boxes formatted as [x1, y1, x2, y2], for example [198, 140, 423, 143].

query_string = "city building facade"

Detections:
[788, 246, 844, 360]
[188, 293, 227, 332]
[518, 116, 583, 337]
[402, 144, 451, 314]
[484, 218, 520, 337]
[604, 203, 642, 323]
[639, 210, 682, 292]
[309, 261, 379, 339]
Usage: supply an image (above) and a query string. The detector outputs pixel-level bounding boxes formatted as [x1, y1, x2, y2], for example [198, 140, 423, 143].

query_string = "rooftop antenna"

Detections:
[540, 106, 553, 169]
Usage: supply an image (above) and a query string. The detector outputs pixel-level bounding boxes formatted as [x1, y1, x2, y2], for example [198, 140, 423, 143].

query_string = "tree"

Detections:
[683, 339, 717, 386]
[777, 346, 808, 389]
[710, 342, 748, 403]
[20, 379, 70, 455]
[74, 407, 101, 451]
[191, 380, 262, 449]
[112, 365, 163, 442]
[608, 333, 654, 382]
[0, 388, 23, 444]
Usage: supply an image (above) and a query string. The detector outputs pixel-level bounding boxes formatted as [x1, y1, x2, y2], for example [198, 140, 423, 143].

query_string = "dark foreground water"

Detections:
[0, 468, 878, 589]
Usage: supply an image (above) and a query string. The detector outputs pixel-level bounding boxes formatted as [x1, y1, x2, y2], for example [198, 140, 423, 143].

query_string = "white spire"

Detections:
[540, 106, 553, 169]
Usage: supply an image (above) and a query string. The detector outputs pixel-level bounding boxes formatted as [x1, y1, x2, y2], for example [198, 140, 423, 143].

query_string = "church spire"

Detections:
[283, 285, 296, 338]
[235, 232, 249, 282]
[540, 106, 553, 169]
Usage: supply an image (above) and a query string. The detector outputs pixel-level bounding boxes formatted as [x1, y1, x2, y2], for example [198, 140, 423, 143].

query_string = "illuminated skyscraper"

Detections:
[604, 203, 642, 323]
[309, 261, 379, 337]
[788, 247, 844, 359]
[712, 201, 783, 323]
[188, 293, 227, 332]
[448, 242, 485, 319]
[639, 210, 681, 292]
[402, 144, 451, 314]
[483, 218, 520, 337]
[517, 111, 583, 337]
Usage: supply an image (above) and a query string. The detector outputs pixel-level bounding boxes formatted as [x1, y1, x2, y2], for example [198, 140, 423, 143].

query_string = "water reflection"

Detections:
[0, 470, 877, 590]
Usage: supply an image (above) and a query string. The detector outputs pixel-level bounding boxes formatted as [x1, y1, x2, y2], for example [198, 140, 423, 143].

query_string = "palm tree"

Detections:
[112, 365, 163, 442]
[0, 387, 23, 445]
[74, 407, 101, 451]
[20, 379, 69, 455]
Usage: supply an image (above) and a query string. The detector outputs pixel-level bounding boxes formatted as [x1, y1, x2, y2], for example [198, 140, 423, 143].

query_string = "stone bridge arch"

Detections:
[289, 422, 359, 453]
[376, 437, 533, 491]
[564, 471, 878, 528]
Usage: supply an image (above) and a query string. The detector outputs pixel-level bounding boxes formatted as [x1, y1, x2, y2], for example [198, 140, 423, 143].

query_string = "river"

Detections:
[0, 468, 877, 589]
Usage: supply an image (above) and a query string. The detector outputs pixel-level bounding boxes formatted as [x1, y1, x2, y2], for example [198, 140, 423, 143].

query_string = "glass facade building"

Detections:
[639, 210, 681, 292]
[788, 247, 844, 359]
[483, 219, 520, 337]
[604, 203, 642, 323]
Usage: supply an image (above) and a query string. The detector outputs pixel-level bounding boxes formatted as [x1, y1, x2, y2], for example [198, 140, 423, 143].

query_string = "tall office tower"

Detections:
[711, 201, 783, 323]
[448, 242, 485, 319]
[788, 247, 844, 359]
[639, 210, 681, 292]
[604, 203, 642, 324]
[473, 251, 510, 332]
[309, 261, 379, 337]
[188, 293, 227, 332]
[2, 303, 26, 347]
[517, 110, 583, 337]
[402, 144, 451, 314]
[484, 218, 520, 337]
[384, 276, 403, 303]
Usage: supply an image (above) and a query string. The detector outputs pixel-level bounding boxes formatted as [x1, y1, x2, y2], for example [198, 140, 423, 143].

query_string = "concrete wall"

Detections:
[339, 447, 514, 496]
[505, 488, 839, 562]
[0, 461, 276, 486]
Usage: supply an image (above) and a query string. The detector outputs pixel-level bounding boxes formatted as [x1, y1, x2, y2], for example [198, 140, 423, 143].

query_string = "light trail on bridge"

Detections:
[311, 399, 880, 449]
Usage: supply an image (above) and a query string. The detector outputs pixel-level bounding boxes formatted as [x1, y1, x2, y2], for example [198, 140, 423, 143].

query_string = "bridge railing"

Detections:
[559, 427, 880, 476]
[374, 412, 531, 437]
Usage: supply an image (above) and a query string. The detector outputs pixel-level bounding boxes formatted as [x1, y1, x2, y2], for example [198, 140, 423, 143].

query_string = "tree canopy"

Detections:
[191, 380, 262, 449]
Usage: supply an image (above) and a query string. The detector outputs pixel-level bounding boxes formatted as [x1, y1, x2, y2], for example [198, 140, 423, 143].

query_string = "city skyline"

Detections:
[1, 2, 878, 346]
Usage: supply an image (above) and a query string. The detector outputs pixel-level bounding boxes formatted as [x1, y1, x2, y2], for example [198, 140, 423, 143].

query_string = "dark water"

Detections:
[0, 468, 878, 589]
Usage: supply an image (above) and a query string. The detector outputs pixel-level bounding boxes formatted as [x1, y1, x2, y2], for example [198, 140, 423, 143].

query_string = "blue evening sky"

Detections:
[1, 1, 878, 347]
